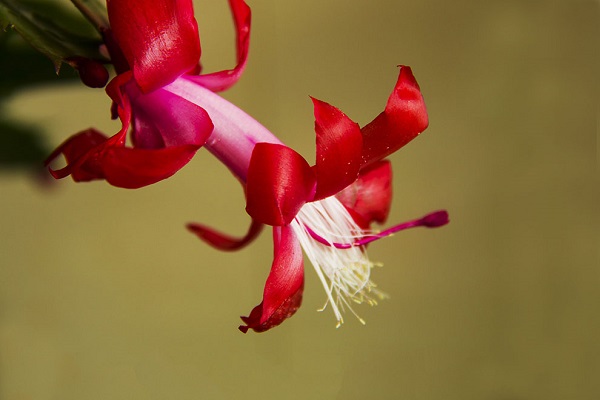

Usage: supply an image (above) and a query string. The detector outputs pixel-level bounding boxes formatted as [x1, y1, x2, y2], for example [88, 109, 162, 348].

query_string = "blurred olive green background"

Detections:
[1, 0, 598, 399]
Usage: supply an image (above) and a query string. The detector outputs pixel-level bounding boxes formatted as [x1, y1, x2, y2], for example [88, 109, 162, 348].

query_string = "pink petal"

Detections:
[48, 73, 209, 188]
[245, 143, 316, 226]
[186, 219, 263, 251]
[107, 0, 201, 92]
[164, 76, 283, 182]
[187, 0, 251, 91]
[361, 66, 428, 166]
[104, 74, 210, 187]
[311, 97, 362, 200]
[127, 81, 214, 149]
[336, 160, 392, 228]
[239, 225, 304, 333]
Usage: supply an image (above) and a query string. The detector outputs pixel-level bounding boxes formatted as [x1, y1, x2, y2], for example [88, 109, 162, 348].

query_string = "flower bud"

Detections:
[69, 57, 109, 88]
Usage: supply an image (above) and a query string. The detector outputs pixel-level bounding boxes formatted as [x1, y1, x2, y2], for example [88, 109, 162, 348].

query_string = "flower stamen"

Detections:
[290, 197, 386, 326]
[304, 210, 449, 249]
[291, 199, 449, 327]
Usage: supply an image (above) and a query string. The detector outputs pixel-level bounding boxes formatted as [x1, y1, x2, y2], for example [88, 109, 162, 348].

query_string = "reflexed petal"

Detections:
[246, 143, 316, 226]
[105, 74, 208, 187]
[46, 128, 111, 182]
[46, 128, 197, 188]
[187, 0, 251, 92]
[239, 226, 304, 333]
[105, 71, 135, 126]
[50, 144, 201, 189]
[336, 160, 392, 227]
[47, 74, 128, 182]
[99, 144, 201, 188]
[48, 72, 207, 188]
[360, 66, 428, 166]
[107, 0, 201, 92]
[312, 97, 362, 200]
[186, 219, 263, 251]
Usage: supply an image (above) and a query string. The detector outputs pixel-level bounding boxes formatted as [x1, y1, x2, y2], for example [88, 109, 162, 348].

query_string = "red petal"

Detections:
[46, 128, 111, 182]
[105, 74, 207, 188]
[239, 226, 304, 333]
[48, 135, 199, 188]
[47, 72, 206, 188]
[336, 160, 392, 227]
[186, 219, 263, 251]
[311, 97, 362, 200]
[48, 143, 201, 188]
[246, 143, 316, 226]
[361, 66, 428, 166]
[189, 0, 251, 92]
[100, 144, 201, 188]
[107, 0, 201, 92]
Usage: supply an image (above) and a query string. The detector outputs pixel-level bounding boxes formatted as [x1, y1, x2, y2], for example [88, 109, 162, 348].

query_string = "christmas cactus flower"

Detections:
[44, 0, 448, 333]
[46, 0, 251, 188]
[181, 67, 449, 333]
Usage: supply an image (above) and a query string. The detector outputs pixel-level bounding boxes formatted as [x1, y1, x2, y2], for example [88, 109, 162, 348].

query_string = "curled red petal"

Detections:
[47, 133, 200, 188]
[336, 160, 392, 228]
[46, 128, 111, 182]
[99, 144, 201, 188]
[186, 219, 263, 251]
[47, 72, 207, 188]
[189, 0, 251, 91]
[107, 0, 201, 92]
[246, 143, 316, 226]
[106, 73, 208, 187]
[106, 72, 135, 129]
[361, 66, 428, 166]
[239, 226, 304, 333]
[45, 78, 130, 182]
[311, 97, 362, 201]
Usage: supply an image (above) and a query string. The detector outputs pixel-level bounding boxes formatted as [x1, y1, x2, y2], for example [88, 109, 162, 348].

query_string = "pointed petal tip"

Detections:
[238, 281, 304, 333]
[360, 66, 428, 166]
[47, 166, 70, 180]
[186, 220, 263, 251]
[186, 0, 251, 91]
[237, 226, 304, 333]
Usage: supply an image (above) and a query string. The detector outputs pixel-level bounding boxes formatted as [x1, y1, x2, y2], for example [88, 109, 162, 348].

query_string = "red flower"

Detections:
[187, 67, 449, 332]
[44, 0, 449, 333]
[46, 0, 251, 188]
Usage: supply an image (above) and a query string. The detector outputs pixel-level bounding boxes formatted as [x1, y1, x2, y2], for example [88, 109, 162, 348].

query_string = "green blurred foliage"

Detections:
[0, 31, 78, 171]
[0, 0, 105, 71]
[0, 30, 78, 96]
[0, 0, 108, 171]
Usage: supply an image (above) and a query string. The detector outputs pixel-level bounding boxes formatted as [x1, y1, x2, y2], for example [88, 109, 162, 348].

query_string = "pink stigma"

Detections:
[304, 210, 449, 249]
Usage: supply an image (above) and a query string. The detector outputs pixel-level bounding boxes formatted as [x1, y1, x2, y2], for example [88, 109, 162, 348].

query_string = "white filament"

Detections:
[290, 197, 387, 327]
